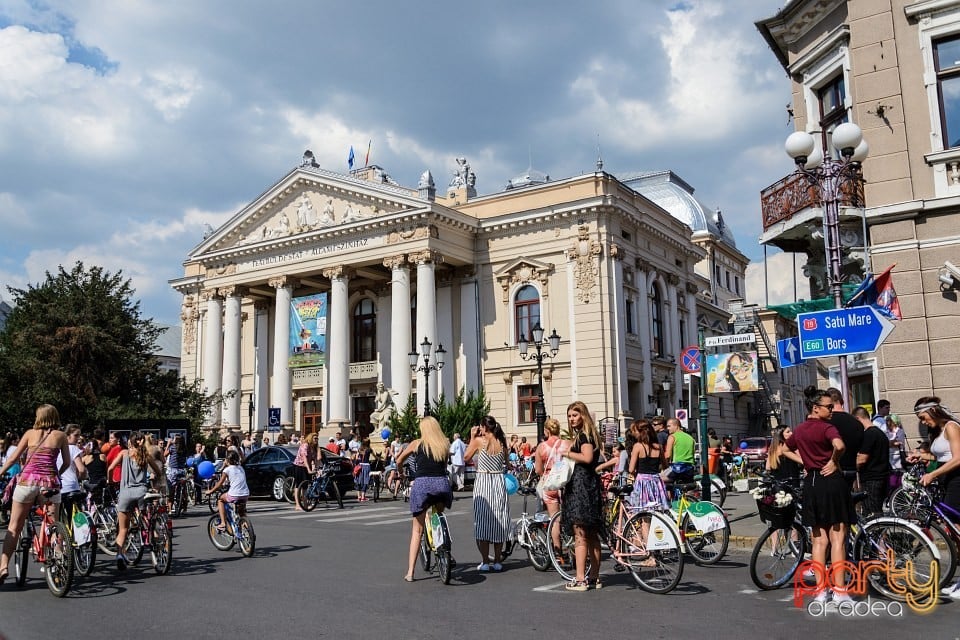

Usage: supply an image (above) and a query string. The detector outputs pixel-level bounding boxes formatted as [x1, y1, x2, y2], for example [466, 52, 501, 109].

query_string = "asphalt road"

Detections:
[1, 491, 959, 640]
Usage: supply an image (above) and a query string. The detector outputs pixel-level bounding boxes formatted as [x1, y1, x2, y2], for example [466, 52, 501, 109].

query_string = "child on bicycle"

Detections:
[205, 451, 249, 533]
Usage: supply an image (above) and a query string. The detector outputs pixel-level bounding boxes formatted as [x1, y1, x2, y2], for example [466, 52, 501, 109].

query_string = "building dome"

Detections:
[618, 170, 737, 248]
[504, 166, 550, 190]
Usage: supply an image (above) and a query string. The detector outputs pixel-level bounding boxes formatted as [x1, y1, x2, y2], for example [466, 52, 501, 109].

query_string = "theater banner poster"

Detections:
[289, 293, 327, 368]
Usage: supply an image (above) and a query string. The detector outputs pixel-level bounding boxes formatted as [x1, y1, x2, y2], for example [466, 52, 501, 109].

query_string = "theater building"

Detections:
[172, 152, 751, 439]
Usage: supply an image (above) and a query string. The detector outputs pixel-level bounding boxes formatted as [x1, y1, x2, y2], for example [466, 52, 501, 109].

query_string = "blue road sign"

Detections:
[680, 345, 701, 374]
[777, 337, 805, 368]
[797, 306, 895, 359]
[268, 407, 282, 432]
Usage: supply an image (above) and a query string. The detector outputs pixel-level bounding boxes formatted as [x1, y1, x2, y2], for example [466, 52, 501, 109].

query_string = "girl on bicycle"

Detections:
[206, 451, 249, 533]
[108, 431, 164, 571]
[0, 405, 72, 584]
[397, 416, 452, 582]
[292, 433, 317, 510]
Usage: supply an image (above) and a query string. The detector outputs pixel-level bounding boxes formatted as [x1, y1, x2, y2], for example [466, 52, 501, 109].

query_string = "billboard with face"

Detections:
[706, 351, 759, 393]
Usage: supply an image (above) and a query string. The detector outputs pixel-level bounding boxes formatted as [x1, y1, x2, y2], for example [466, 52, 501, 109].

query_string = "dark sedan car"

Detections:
[242, 445, 355, 501]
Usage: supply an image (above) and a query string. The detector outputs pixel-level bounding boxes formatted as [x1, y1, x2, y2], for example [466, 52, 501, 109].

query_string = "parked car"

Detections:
[737, 437, 771, 470]
[241, 445, 355, 500]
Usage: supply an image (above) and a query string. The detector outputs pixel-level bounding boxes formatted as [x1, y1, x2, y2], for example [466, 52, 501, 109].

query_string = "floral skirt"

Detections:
[628, 474, 669, 510]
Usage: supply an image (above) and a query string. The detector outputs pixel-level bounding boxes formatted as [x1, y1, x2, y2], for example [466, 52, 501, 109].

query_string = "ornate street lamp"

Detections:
[784, 122, 868, 401]
[518, 323, 561, 443]
[409, 337, 445, 416]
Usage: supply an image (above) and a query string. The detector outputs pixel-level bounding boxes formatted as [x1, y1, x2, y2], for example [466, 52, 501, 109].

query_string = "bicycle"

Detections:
[547, 476, 685, 593]
[367, 453, 384, 502]
[501, 481, 551, 571]
[207, 499, 256, 557]
[86, 482, 120, 555]
[418, 503, 453, 584]
[297, 462, 344, 510]
[12, 489, 75, 597]
[666, 479, 730, 565]
[125, 491, 173, 575]
[60, 491, 97, 577]
[169, 473, 190, 518]
[748, 476, 808, 590]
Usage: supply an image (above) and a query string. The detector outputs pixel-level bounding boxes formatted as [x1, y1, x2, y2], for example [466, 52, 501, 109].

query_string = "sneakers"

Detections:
[813, 590, 830, 604]
[490, 562, 503, 572]
[477, 563, 490, 572]
[941, 581, 960, 598]
[832, 591, 854, 605]
[116, 553, 128, 572]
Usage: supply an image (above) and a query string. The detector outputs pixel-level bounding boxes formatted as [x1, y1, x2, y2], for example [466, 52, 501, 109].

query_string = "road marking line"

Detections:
[532, 581, 568, 592]
[314, 511, 410, 523]
[362, 511, 460, 526]
[278, 506, 403, 520]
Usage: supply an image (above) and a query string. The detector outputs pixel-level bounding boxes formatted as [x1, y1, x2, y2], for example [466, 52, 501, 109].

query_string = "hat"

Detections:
[888, 413, 901, 426]
[329, 437, 335, 442]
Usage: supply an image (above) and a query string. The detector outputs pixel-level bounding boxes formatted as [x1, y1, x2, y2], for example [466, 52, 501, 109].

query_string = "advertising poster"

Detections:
[289, 293, 327, 368]
[705, 351, 759, 393]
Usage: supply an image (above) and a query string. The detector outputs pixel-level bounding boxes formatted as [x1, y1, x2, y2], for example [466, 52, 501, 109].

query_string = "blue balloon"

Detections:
[504, 472, 519, 496]
[186, 456, 196, 467]
[380, 428, 391, 441]
[509, 452, 518, 462]
[197, 460, 216, 480]
[739, 441, 749, 450]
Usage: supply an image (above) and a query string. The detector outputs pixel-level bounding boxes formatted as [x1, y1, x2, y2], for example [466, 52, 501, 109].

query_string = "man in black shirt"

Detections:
[854, 407, 891, 515]
[826, 387, 864, 489]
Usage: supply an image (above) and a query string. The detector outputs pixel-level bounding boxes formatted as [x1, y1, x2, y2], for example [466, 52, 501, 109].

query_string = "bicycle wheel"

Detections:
[918, 519, 957, 587]
[749, 524, 806, 590]
[526, 524, 552, 571]
[621, 511, 684, 594]
[297, 481, 317, 512]
[545, 510, 585, 582]
[176, 484, 189, 517]
[128, 523, 146, 566]
[437, 548, 451, 584]
[853, 517, 941, 603]
[74, 539, 96, 577]
[151, 516, 173, 575]
[207, 515, 235, 551]
[238, 516, 256, 557]
[372, 477, 381, 503]
[13, 532, 29, 587]
[207, 489, 220, 514]
[682, 506, 730, 565]
[419, 529, 432, 571]
[282, 476, 296, 503]
[329, 481, 343, 509]
[887, 485, 933, 520]
[45, 521, 75, 597]
[93, 508, 118, 555]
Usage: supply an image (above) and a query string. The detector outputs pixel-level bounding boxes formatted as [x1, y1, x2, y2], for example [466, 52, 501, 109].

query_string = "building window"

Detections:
[514, 285, 540, 343]
[725, 270, 731, 291]
[818, 74, 847, 156]
[301, 400, 322, 436]
[352, 298, 376, 361]
[518, 385, 539, 423]
[651, 286, 663, 357]
[734, 275, 740, 295]
[679, 315, 686, 349]
[936, 35, 960, 149]
[626, 298, 636, 334]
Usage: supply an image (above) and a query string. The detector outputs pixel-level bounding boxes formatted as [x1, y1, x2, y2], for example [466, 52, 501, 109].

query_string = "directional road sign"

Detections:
[797, 306, 895, 359]
[680, 345, 701, 374]
[777, 337, 805, 368]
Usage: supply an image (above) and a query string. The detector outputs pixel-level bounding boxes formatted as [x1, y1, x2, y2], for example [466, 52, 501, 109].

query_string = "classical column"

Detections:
[412, 250, 440, 414]
[269, 276, 296, 427]
[201, 288, 223, 426]
[610, 246, 629, 419]
[685, 282, 699, 414]
[667, 275, 682, 409]
[636, 265, 653, 415]
[385, 255, 411, 410]
[459, 269, 480, 395]
[324, 266, 352, 427]
[254, 301, 270, 433]
[221, 286, 245, 429]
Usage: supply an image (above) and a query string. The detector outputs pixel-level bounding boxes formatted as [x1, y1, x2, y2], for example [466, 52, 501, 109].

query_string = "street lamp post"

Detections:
[785, 122, 868, 402]
[517, 323, 561, 444]
[409, 337, 446, 417]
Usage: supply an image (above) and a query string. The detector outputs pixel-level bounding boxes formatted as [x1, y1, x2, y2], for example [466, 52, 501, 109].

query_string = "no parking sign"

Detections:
[675, 408, 689, 431]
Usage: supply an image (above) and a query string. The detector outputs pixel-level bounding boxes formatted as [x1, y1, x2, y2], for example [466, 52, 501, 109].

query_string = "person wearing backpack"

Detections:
[534, 417, 569, 559]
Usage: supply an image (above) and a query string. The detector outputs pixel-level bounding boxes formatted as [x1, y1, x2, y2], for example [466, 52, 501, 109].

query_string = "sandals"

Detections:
[403, 575, 414, 582]
[0, 568, 8, 585]
[589, 578, 603, 590]
[565, 580, 589, 592]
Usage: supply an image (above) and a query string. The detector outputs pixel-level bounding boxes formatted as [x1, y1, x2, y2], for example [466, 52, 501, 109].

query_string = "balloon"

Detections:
[186, 456, 196, 467]
[504, 473, 519, 495]
[739, 441, 749, 450]
[380, 428, 391, 441]
[733, 455, 743, 465]
[509, 452, 518, 462]
[197, 460, 216, 480]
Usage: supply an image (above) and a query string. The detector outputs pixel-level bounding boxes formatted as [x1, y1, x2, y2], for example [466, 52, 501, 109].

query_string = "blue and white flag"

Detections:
[347, 145, 355, 170]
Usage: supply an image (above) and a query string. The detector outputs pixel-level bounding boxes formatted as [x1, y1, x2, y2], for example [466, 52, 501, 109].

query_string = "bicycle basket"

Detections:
[756, 499, 796, 529]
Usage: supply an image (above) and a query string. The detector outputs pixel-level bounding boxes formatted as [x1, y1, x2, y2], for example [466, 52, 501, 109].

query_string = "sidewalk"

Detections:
[721, 488, 767, 550]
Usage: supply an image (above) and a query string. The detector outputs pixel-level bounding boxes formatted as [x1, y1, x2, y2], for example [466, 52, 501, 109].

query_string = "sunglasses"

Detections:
[816, 403, 834, 410]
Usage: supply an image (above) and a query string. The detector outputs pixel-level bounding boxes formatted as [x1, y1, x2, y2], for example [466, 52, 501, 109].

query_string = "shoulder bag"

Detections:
[541, 439, 574, 492]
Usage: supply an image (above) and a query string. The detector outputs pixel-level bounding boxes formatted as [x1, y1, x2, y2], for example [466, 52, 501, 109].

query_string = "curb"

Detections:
[729, 534, 759, 550]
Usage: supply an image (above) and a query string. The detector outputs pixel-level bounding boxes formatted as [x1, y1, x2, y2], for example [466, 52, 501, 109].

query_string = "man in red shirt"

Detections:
[325, 437, 340, 455]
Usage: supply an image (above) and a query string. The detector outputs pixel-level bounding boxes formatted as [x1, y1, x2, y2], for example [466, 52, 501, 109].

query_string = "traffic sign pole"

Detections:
[697, 328, 711, 503]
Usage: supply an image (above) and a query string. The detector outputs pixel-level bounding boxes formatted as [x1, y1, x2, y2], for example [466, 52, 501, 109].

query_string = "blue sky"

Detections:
[0, 0, 801, 326]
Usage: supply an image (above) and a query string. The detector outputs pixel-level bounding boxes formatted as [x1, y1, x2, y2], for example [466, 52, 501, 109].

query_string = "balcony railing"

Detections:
[760, 171, 864, 230]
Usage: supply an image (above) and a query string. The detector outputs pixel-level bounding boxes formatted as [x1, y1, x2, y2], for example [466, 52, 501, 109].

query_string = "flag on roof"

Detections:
[347, 145, 355, 170]
[845, 264, 902, 320]
[364, 139, 371, 167]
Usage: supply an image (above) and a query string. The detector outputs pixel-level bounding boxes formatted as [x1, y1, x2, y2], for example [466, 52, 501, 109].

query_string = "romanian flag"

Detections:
[845, 264, 902, 320]
[347, 146, 355, 170]
[364, 140, 371, 167]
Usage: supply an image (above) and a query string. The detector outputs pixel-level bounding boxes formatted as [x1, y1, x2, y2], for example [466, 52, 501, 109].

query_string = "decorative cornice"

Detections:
[408, 250, 444, 266]
[495, 260, 553, 303]
[386, 224, 439, 245]
[686, 282, 700, 295]
[383, 254, 408, 270]
[322, 266, 354, 280]
[218, 285, 248, 299]
[609, 243, 622, 260]
[267, 276, 298, 289]
[667, 274, 681, 287]
[200, 288, 221, 302]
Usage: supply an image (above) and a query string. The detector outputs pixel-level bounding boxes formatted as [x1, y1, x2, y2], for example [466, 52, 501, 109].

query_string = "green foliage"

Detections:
[0, 262, 216, 432]
[431, 387, 491, 439]
[388, 395, 421, 442]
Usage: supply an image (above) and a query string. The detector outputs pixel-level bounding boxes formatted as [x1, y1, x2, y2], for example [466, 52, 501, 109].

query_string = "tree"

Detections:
[387, 387, 490, 442]
[0, 262, 212, 431]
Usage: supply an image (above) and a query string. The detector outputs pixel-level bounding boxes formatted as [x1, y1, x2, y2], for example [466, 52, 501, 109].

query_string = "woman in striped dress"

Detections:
[464, 416, 510, 572]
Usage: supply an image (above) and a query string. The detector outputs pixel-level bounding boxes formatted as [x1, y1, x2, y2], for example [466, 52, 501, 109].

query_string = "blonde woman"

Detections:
[397, 417, 452, 582]
[535, 417, 570, 554]
[0, 405, 71, 584]
[107, 431, 163, 571]
[561, 400, 604, 591]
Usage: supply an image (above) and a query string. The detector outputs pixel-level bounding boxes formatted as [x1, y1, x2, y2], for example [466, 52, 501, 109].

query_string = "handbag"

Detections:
[541, 440, 574, 492]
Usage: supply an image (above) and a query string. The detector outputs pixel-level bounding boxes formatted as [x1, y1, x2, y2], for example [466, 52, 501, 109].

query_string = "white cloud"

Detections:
[745, 251, 809, 306]
[138, 67, 202, 122]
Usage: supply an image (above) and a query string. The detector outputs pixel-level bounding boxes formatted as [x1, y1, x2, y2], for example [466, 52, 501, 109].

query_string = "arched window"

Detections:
[651, 286, 663, 357]
[352, 298, 376, 362]
[514, 285, 540, 343]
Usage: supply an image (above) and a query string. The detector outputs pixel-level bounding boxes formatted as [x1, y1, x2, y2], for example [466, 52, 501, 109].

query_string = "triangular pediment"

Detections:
[494, 257, 554, 303]
[190, 166, 428, 259]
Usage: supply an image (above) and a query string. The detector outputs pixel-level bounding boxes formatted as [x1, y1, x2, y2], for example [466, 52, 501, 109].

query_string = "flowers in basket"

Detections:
[750, 486, 794, 508]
